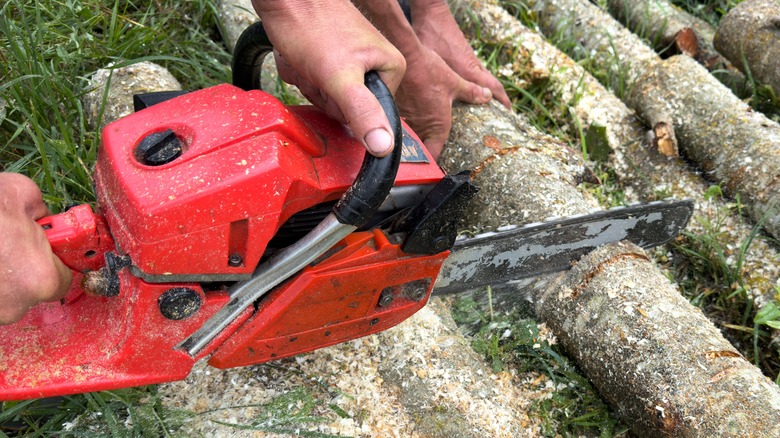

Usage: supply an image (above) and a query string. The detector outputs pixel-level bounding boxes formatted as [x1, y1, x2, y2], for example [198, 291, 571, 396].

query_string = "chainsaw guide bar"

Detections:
[433, 199, 693, 295]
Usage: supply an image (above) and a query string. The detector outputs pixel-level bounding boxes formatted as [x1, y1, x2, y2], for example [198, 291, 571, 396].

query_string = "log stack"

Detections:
[442, 99, 780, 436]
[606, 0, 747, 95]
[523, 0, 780, 242]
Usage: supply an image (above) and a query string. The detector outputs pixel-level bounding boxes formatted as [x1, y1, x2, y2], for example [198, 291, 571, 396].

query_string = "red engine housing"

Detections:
[0, 84, 448, 400]
[97, 83, 442, 278]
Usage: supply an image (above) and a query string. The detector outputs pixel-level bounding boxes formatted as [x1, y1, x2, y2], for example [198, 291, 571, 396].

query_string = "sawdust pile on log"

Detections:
[605, 0, 746, 95]
[440, 98, 780, 434]
[451, 0, 780, 310]
[158, 299, 541, 437]
[714, 0, 780, 96]
[524, 0, 780, 242]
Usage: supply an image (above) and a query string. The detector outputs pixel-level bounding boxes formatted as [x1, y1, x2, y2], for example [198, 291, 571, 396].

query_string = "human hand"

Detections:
[409, 0, 512, 109]
[252, 0, 406, 157]
[0, 173, 72, 324]
[395, 45, 492, 158]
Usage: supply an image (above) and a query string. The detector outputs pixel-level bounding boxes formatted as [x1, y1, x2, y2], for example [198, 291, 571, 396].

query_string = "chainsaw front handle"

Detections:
[232, 21, 403, 228]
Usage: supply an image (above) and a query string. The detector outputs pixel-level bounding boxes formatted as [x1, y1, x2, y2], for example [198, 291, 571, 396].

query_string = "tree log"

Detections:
[449, 0, 656, 156]
[538, 241, 780, 436]
[606, 0, 747, 95]
[714, 0, 780, 95]
[526, 0, 780, 241]
[82, 62, 181, 131]
[521, 0, 659, 92]
[627, 54, 780, 241]
[441, 101, 780, 435]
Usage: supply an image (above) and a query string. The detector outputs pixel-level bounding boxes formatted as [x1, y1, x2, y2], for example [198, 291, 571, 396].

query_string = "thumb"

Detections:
[45, 253, 73, 302]
[327, 79, 396, 157]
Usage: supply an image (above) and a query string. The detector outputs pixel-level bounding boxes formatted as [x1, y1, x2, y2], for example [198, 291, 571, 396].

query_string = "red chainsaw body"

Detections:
[0, 84, 447, 400]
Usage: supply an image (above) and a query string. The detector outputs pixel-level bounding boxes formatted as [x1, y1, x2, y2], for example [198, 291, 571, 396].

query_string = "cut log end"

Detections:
[674, 27, 699, 58]
[648, 122, 679, 158]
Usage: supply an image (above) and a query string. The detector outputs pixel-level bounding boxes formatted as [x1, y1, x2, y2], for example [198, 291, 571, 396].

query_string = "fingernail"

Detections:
[364, 129, 393, 156]
[482, 87, 492, 99]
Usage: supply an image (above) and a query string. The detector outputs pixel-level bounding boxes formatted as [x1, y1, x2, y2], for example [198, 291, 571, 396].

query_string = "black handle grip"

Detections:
[232, 21, 274, 91]
[332, 72, 402, 227]
[231, 22, 402, 228]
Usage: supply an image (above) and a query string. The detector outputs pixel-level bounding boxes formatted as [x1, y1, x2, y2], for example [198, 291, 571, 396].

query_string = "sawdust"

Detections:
[158, 298, 545, 437]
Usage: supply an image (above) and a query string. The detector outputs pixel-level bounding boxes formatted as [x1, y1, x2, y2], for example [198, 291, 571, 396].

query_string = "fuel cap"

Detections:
[134, 129, 182, 166]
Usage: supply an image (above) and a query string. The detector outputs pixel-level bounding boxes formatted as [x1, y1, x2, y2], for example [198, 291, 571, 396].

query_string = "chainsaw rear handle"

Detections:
[232, 21, 402, 228]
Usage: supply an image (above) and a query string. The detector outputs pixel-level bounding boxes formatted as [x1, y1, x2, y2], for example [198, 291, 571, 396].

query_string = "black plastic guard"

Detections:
[400, 171, 479, 255]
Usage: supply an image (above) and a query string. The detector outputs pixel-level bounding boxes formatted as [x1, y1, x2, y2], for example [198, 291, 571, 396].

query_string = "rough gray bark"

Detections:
[441, 101, 780, 435]
[450, 0, 653, 156]
[450, 0, 780, 308]
[539, 241, 780, 436]
[375, 299, 537, 438]
[714, 0, 780, 95]
[216, 0, 257, 53]
[441, 102, 599, 232]
[606, 0, 747, 95]
[627, 54, 780, 241]
[526, 0, 780, 241]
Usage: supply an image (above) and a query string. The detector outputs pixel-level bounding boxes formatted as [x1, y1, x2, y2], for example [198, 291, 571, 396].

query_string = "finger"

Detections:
[0, 173, 50, 219]
[330, 81, 395, 157]
[457, 63, 511, 109]
[422, 132, 447, 161]
[453, 76, 493, 105]
[419, 118, 452, 161]
[489, 78, 512, 109]
[27, 230, 72, 303]
[44, 254, 73, 302]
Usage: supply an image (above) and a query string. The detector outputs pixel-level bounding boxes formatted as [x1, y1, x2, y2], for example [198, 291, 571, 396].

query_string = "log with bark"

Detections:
[450, 0, 780, 310]
[627, 54, 780, 242]
[525, 0, 780, 241]
[714, 0, 780, 96]
[440, 100, 780, 435]
[539, 241, 780, 436]
[606, 0, 747, 95]
[519, 0, 659, 91]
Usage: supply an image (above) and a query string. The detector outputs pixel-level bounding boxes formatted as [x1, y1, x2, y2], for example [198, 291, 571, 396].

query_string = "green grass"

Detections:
[0, 387, 189, 437]
[451, 295, 627, 437]
[670, 187, 780, 382]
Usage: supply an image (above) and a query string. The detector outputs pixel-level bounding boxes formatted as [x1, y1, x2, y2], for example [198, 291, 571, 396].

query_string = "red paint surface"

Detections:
[0, 84, 446, 400]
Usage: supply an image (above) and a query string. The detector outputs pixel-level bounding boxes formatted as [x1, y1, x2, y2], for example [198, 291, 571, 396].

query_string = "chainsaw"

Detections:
[0, 23, 693, 401]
